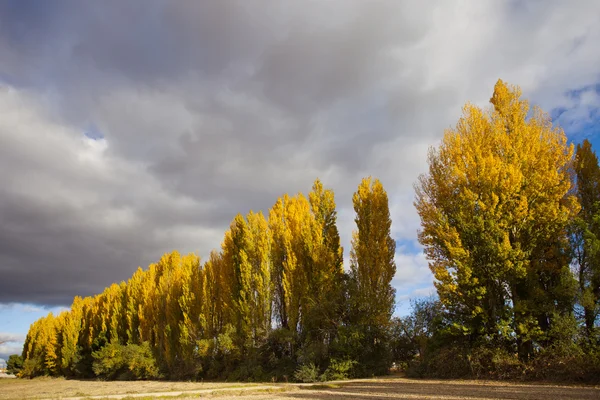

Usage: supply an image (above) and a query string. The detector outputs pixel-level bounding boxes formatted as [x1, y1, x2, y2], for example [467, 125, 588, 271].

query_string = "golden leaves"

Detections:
[415, 79, 577, 338]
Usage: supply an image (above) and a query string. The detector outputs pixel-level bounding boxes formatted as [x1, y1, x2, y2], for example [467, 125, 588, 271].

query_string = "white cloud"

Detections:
[20, 305, 43, 313]
[0, 333, 24, 343]
[0, 342, 23, 360]
[394, 251, 432, 288]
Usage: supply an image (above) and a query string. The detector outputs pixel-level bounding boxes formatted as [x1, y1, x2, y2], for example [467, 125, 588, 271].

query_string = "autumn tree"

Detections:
[201, 250, 229, 343]
[572, 139, 600, 342]
[269, 194, 305, 338]
[348, 177, 396, 374]
[124, 267, 145, 345]
[153, 251, 203, 377]
[56, 297, 85, 376]
[266, 180, 345, 367]
[415, 79, 578, 359]
[244, 211, 272, 344]
[303, 179, 345, 363]
[222, 215, 255, 353]
[21, 313, 59, 376]
[350, 177, 396, 327]
[269, 194, 294, 332]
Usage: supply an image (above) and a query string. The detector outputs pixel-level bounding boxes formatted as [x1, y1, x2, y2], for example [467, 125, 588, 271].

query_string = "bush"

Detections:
[407, 339, 600, 384]
[322, 358, 356, 381]
[92, 342, 160, 380]
[293, 363, 320, 383]
[468, 347, 524, 380]
[18, 358, 39, 378]
[414, 346, 458, 378]
[529, 347, 600, 383]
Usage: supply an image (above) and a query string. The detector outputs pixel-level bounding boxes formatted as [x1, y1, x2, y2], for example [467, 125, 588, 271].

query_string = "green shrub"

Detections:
[468, 347, 524, 380]
[18, 358, 40, 378]
[92, 342, 160, 380]
[293, 363, 319, 383]
[124, 342, 160, 380]
[322, 359, 356, 381]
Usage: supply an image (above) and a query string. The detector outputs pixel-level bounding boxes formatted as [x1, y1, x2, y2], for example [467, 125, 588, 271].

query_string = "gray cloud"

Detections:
[0, 0, 599, 307]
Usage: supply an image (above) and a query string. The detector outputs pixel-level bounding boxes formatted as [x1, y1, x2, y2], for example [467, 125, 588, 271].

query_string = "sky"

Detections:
[1, 0, 600, 363]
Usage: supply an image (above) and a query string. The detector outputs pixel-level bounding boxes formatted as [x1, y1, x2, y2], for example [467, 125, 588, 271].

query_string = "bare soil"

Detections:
[0, 376, 598, 400]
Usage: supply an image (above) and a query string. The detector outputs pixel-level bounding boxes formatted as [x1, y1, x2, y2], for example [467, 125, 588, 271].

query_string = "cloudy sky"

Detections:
[1, 0, 600, 362]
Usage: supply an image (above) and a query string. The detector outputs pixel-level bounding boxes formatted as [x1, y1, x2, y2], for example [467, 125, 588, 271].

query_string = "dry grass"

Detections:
[1, 376, 599, 400]
[0, 377, 259, 400]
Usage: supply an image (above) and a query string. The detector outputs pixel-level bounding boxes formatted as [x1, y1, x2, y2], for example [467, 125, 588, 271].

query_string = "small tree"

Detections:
[6, 354, 24, 375]
[390, 297, 443, 367]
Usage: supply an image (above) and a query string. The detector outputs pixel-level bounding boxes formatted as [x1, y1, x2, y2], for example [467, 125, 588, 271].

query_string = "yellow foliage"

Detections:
[415, 79, 578, 340]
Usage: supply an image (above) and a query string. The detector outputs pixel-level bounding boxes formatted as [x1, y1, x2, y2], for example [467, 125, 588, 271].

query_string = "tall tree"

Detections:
[57, 297, 85, 376]
[222, 215, 255, 351]
[349, 177, 396, 374]
[202, 250, 228, 341]
[125, 267, 145, 345]
[269, 195, 293, 331]
[244, 211, 272, 344]
[415, 79, 578, 359]
[22, 313, 59, 376]
[350, 177, 396, 328]
[305, 179, 345, 361]
[269, 194, 306, 337]
[572, 139, 600, 341]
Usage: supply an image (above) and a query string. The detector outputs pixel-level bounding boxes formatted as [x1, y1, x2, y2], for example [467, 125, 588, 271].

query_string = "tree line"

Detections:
[18, 79, 600, 382]
[19, 178, 396, 380]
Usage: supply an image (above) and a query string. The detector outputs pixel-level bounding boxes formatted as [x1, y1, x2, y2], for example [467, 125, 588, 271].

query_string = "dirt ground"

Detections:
[0, 376, 598, 400]
[0, 378, 260, 399]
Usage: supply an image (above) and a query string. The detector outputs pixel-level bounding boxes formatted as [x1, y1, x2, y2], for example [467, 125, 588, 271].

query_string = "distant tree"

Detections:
[393, 297, 443, 361]
[6, 354, 23, 375]
[572, 139, 600, 342]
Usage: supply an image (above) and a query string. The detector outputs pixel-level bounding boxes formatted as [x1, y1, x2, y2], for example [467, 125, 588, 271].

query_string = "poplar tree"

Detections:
[202, 250, 228, 340]
[305, 179, 345, 361]
[244, 211, 272, 343]
[222, 215, 254, 351]
[269, 195, 294, 331]
[57, 297, 84, 375]
[573, 139, 600, 341]
[415, 79, 578, 359]
[350, 177, 396, 327]
[349, 177, 396, 374]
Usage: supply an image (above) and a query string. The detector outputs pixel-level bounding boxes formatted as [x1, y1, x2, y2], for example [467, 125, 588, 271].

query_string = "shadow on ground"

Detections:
[286, 379, 600, 400]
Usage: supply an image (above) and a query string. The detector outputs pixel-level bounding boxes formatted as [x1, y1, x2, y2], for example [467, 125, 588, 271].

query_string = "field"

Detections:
[1, 376, 599, 400]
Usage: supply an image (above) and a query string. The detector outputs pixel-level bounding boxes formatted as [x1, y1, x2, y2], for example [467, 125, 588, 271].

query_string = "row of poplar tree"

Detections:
[20, 178, 397, 380]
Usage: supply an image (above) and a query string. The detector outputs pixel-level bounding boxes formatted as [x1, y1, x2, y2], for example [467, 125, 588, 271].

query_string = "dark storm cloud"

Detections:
[0, 0, 599, 306]
[0, 1, 279, 83]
